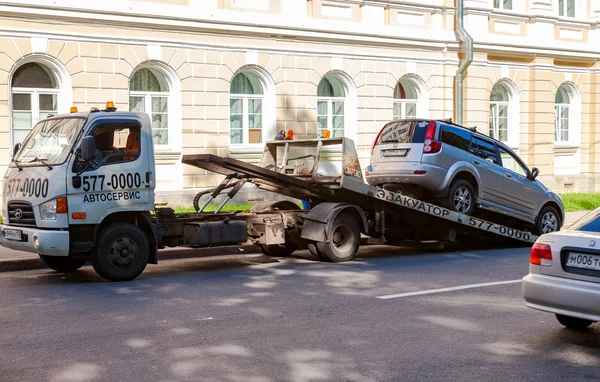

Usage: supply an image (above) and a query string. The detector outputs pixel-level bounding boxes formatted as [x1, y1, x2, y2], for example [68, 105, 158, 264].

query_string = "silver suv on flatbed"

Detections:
[365, 119, 564, 235]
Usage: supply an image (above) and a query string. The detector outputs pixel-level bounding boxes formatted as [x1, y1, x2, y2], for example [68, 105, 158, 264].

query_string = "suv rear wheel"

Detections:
[442, 180, 476, 215]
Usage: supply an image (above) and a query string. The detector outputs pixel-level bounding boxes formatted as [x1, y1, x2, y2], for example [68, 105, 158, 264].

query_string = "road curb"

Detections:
[0, 257, 45, 273]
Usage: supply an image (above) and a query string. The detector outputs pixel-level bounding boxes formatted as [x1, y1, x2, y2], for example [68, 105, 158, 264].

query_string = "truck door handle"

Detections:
[145, 171, 152, 187]
[505, 172, 512, 178]
[473, 160, 480, 165]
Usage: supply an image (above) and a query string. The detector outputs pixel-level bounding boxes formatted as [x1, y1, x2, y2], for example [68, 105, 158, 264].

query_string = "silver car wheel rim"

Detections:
[541, 212, 558, 233]
[453, 186, 472, 214]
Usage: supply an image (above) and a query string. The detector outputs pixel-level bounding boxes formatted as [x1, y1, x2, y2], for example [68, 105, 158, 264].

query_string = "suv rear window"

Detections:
[377, 120, 429, 145]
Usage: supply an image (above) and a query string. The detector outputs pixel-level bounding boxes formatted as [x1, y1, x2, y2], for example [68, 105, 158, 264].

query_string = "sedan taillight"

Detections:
[530, 243, 552, 266]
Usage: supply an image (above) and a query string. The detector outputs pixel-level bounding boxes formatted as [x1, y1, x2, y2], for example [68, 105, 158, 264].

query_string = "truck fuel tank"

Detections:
[183, 220, 248, 247]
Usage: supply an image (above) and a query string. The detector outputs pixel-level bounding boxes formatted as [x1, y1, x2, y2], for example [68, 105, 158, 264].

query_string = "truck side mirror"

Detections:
[80, 136, 96, 161]
[530, 167, 539, 181]
[12, 143, 21, 157]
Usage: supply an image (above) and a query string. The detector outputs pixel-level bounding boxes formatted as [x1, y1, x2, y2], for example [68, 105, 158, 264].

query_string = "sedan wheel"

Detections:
[556, 314, 594, 330]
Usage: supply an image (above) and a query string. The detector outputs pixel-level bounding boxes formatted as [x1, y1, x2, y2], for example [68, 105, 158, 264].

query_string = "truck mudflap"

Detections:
[301, 202, 368, 244]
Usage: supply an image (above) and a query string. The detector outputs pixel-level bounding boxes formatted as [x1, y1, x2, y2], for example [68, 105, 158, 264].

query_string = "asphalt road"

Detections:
[1, 245, 599, 382]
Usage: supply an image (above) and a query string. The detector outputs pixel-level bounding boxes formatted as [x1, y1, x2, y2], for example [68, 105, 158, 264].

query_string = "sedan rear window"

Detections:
[570, 209, 600, 232]
[377, 120, 429, 144]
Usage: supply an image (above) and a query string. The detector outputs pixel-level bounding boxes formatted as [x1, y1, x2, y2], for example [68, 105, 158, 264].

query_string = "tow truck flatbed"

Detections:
[182, 138, 537, 249]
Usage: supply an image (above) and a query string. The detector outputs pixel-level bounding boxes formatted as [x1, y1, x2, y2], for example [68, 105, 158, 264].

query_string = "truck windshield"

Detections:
[14, 117, 85, 166]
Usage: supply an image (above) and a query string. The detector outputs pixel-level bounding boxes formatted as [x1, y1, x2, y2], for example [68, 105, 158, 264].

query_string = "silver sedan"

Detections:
[523, 208, 600, 330]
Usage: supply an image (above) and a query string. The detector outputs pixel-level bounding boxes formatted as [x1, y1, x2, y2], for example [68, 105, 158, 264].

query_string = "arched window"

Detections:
[489, 83, 510, 142]
[317, 76, 346, 137]
[11, 63, 59, 146]
[393, 81, 418, 120]
[230, 72, 264, 145]
[555, 86, 570, 142]
[129, 68, 170, 146]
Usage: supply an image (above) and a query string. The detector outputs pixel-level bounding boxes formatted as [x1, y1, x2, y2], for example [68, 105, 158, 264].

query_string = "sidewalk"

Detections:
[0, 210, 593, 273]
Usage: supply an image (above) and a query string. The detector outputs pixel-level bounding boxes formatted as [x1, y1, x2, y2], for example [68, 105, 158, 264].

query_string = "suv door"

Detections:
[469, 136, 505, 206]
[498, 146, 540, 218]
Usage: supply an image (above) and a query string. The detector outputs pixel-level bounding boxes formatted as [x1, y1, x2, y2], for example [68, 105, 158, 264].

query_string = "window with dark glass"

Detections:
[472, 137, 499, 164]
[440, 125, 471, 152]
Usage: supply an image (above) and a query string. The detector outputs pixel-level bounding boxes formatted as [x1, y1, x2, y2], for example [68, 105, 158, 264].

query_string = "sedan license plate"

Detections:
[566, 253, 600, 271]
[4, 229, 22, 241]
[382, 149, 408, 157]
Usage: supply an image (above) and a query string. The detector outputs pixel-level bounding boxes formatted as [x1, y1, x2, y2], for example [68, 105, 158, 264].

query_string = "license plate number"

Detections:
[4, 229, 22, 241]
[382, 149, 408, 157]
[566, 253, 600, 271]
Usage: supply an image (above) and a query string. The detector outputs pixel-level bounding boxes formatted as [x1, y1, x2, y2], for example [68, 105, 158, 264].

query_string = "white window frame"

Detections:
[558, 0, 575, 17]
[229, 94, 264, 146]
[494, 0, 512, 10]
[554, 103, 570, 143]
[11, 88, 60, 124]
[129, 90, 170, 149]
[393, 100, 418, 120]
[128, 63, 182, 155]
[317, 96, 345, 137]
[489, 101, 509, 143]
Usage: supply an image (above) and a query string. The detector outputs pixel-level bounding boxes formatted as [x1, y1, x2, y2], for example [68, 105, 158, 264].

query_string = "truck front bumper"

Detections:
[0, 225, 69, 257]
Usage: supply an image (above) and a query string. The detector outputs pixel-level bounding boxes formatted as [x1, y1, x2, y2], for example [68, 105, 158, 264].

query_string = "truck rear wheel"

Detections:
[308, 243, 329, 261]
[257, 243, 298, 257]
[39, 255, 87, 273]
[92, 223, 149, 282]
[316, 212, 360, 262]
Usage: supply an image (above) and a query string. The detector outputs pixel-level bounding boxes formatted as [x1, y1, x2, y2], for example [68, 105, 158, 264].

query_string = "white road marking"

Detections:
[377, 279, 522, 300]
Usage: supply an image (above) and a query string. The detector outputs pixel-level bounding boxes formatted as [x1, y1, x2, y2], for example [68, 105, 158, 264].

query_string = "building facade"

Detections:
[0, 0, 599, 205]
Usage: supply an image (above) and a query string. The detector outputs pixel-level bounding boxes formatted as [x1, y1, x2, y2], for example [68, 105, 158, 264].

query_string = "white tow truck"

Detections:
[0, 103, 540, 282]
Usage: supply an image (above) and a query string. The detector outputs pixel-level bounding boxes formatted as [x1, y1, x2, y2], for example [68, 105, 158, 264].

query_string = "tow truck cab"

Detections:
[0, 104, 158, 280]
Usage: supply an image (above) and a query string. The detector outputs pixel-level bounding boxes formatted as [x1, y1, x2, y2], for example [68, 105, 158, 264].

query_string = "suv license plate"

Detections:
[566, 253, 600, 271]
[382, 149, 408, 157]
[4, 229, 22, 241]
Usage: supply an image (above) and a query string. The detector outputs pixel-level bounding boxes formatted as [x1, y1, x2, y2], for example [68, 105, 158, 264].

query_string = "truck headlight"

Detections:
[40, 199, 57, 221]
[40, 197, 67, 221]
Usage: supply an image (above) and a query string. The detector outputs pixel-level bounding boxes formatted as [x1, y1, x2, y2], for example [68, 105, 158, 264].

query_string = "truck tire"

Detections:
[316, 212, 360, 262]
[534, 206, 561, 235]
[92, 223, 149, 282]
[39, 255, 87, 273]
[308, 243, 329, 262]
[442, 179, 476, 215]
[257, 242, 298, 257]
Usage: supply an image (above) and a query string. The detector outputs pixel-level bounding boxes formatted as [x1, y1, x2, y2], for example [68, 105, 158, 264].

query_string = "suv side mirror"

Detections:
[530, 167, 539, 181]
[12, 143, 21, 157]
[80, 136, 96, 162]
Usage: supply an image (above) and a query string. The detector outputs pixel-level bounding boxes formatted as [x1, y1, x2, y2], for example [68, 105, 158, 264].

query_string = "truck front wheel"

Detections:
[39, 255, 87, 273]
[92, 223, 149, 282]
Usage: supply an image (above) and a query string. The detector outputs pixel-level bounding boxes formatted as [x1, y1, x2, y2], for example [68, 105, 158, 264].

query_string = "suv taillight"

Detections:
[530, 243, 552, 266]
[371, 123, 388, 155]
[423, 120, 441, 154]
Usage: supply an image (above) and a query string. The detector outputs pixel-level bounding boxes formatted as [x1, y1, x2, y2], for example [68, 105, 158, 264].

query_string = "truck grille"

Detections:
[8, 201, 36, 227]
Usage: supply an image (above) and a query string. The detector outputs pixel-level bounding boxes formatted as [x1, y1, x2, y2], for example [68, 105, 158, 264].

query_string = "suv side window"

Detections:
[440, 124, 471, 152]
[499, 147, 528, 178]
[471, 137, 499, 164]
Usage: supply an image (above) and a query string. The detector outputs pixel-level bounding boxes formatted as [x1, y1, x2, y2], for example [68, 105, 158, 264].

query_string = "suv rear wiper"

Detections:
[28, 157, 53, 170]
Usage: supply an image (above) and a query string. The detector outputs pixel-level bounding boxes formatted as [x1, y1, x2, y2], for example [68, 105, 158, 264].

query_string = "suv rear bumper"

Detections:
[366, 163, 448, 197]
[522, 273, 600, 322]
[0, 225, 69, 257]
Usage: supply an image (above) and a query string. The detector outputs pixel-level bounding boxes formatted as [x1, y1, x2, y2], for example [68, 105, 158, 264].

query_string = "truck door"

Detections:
[66, 117, 153, 224]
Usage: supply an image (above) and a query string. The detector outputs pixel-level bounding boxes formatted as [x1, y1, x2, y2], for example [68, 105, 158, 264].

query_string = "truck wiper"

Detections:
[13, 159, 23, 171]
[28, 157, 53, 170]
